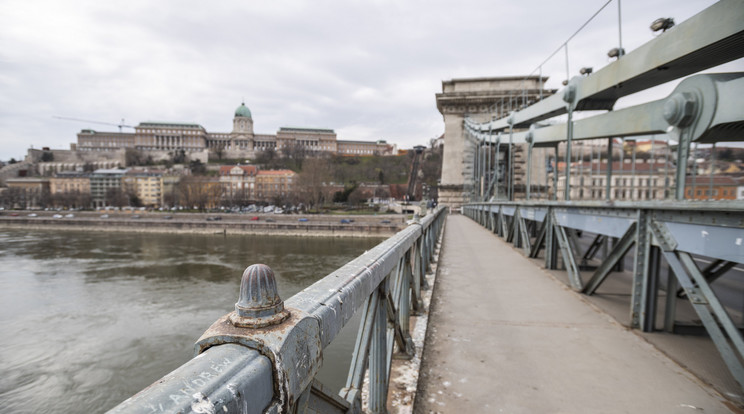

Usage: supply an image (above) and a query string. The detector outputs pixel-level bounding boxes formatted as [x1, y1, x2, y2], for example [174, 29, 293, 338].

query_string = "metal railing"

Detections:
[457, 0, 744, 392]
[462, 0, 744, 204]
[107, 206, 446, 413]
[463, 201, 744, 389]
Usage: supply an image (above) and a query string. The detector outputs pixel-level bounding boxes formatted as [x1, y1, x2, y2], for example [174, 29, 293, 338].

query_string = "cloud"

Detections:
[0, 0, 737, 161]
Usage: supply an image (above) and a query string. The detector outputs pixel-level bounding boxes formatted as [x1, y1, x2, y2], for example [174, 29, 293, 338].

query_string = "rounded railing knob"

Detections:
[229, 264, 290, 328]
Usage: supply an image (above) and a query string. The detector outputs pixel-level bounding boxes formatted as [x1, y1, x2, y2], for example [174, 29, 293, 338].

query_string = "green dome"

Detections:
[235, 102, 252, 118]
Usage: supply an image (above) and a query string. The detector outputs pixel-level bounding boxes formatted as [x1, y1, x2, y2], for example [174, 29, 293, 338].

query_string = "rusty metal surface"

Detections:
[106, 207, 446, 413]
[195, 309, 322, 413]
[107, 344, 274, 414]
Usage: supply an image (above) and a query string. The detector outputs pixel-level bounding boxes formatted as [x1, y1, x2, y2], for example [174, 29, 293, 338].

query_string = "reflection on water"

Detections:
[0, 229, 381, 413]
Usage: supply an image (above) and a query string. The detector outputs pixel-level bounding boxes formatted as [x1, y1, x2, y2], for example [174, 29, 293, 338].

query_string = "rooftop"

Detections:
[279, 127, 335, 134]
[138, 122, 205, 130]
[257, 169, 296, 176]
[219, 165, 258, 176]
[235, 102, 252, 118]
[92, 168, 129, 175]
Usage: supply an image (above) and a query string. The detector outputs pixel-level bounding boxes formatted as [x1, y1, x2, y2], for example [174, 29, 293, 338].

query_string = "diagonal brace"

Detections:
[583, 223, 637, 295]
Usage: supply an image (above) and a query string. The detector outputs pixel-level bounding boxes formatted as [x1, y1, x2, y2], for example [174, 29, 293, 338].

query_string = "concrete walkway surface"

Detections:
[414, 215, 734, 413]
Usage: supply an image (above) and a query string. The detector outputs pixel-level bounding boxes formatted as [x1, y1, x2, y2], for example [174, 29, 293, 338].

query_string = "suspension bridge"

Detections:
[106, 1, 744, 412]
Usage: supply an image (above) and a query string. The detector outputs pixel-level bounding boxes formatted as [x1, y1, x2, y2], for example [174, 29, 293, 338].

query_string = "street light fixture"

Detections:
[650, 17, 675, 32]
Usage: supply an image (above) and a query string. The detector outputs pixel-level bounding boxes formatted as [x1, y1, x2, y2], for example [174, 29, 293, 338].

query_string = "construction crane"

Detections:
[53, 116, 134, 132]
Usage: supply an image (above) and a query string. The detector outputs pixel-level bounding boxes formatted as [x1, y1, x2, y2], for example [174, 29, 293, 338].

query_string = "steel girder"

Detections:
[464, 201, 744, 389]
[465, 0, 744, 133]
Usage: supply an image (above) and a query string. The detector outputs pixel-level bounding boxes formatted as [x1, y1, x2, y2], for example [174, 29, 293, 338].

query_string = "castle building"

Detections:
[75, 103, 396, 159]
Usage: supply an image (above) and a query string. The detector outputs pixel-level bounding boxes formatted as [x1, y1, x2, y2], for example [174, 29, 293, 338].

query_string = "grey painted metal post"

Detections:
[565, 108, 573, 201]
[539, 66, 543, 100]
[631, 140, 637, 199]
[664, 265, 678, 333]
[508, 116, 515, 201]
[544, 207, 555, 269]
[343, 290, 378, 411]
[709, 143, 716, 200]
[619, 137, 624, 198]
[553, 145, 559, 200]
[369, 282, 388, 414]
[664, 90, 698, 200]
[495, 135, 502, 199]
[411, 241, 423, 314]
[630, 210, 651, 330]
[664, 141, 671, 199]
[650, 134, 656, 198]
[477, 141, 486, 200]
[526, 131, 534, 200]
[645, 246, 661, 332]
[397, 253, 414, 358]
[578, 142, 583, 200]
[588, 141, 593, 199]
[690, 142, 698, 200]
[673, 132, 689, 201]
[617, 0, 623, 57]
[487, 125, 492, 200]
[562, 79, 577, 201]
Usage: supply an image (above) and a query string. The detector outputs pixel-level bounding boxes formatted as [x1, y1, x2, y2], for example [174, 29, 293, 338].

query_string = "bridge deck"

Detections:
[414, 215, 732, 413]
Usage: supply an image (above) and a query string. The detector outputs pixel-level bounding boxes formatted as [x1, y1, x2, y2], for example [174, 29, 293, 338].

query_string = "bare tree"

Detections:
[347, 186, 369, 206]
[178, 176, 221, 211]
[296, 157, 333, 211]
[280, 142, 308, 171]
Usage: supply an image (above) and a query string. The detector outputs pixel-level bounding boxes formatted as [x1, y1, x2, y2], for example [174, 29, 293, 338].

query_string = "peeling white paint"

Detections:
[191, 392, 216, 414]
[226, 383, 238, 398]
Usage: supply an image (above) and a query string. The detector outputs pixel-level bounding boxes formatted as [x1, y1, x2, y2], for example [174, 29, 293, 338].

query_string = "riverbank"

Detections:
[0, 211, 407, 238]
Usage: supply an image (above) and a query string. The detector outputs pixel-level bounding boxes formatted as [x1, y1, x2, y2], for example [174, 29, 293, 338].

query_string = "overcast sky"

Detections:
[0, 0, 740, 161]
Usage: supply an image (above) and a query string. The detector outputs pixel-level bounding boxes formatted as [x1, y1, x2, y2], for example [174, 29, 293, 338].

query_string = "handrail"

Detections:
[462, 201, 744, 390]
[107, 206, 446, 413]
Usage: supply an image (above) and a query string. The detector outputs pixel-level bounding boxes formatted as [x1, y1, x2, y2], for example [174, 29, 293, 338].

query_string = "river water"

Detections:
[0, 229, 382, 413]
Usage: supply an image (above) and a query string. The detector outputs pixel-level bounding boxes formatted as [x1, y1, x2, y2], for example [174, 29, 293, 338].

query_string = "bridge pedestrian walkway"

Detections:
[414, 215, 732, 413]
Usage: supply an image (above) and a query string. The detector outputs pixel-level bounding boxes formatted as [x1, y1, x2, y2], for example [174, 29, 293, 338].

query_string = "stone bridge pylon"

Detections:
[435, 76, 554, 208]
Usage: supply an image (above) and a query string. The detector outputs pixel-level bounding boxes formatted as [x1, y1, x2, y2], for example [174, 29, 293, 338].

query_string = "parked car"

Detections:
[100, 214, 109, 219]
[265, 218, 275, 223]
[53, 214, 63, 218]
[298, 218, 309, 222]
[381, 220, 391, 224]
[27, 213, 37, 217]
[340, 219, 351, 224]
[131, 215, 141, 219]
[65, 214, 75, 218]
[206, 216, 222, 221]
[250, 216, 259, 221]
[163, 215, 173, 220]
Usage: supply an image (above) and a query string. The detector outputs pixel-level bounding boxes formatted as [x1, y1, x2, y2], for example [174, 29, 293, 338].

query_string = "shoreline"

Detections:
[0, 215, 403, 238]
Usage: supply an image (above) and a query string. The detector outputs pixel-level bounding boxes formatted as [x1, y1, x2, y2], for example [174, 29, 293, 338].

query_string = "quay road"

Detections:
[0, 210, 406, 236]
[414, 215, 733, 413]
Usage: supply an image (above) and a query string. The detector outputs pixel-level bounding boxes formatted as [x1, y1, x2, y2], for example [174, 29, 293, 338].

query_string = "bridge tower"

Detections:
[435, 76, 552, 208]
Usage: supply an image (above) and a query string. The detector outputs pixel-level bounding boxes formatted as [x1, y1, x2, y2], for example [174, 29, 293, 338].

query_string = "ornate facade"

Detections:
[75, 103, 396, 159]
